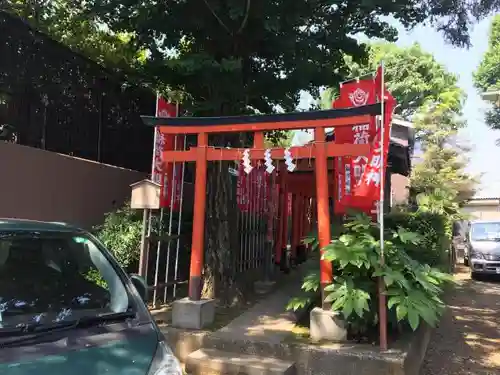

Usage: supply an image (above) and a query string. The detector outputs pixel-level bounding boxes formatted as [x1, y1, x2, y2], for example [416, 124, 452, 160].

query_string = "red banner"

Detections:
[237, 165, 271, 214]
[355, 67, 396, 202]
[236, 163, 248, 211]
[332, 67, 396, 214]
[267, 183, 279, 241]
[332, 78, 377, 214]
[152, 97, 184, 210]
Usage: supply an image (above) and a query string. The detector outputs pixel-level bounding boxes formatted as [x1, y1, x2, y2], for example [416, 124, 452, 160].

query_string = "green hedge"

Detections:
[384, 211, 449, 267]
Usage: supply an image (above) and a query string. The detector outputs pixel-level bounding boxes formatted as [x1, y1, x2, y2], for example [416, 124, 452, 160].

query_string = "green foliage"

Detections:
[286, 272, 319, 312]
[474, 14, 500, 130]
[320, 43, 464, 119]
[288, 213, 452, 335]
[93, 202, 144, 271]
[85, 0, 499, 118]
[385, 211, 449, 267]
[84, 268, 109, 290]
[1, 0, 144, 72]
[410, 101, 477, 208]
[264, 131, 294, 148]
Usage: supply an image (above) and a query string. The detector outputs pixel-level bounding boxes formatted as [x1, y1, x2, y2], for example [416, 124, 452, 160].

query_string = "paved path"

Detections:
[420, 265, 500, 375]
[213, 259, 315, 344]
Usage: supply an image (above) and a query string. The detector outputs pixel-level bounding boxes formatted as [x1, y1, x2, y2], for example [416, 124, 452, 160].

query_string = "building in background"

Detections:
[389, 115, 415, 207]
[462, 196, 500, 220]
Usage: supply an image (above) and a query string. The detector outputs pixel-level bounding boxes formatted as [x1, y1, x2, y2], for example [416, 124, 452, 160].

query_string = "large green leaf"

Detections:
[407, 308, 420, 331]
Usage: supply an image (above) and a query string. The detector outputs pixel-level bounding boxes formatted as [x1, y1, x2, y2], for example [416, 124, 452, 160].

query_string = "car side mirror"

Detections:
[129, 273, 148, 302]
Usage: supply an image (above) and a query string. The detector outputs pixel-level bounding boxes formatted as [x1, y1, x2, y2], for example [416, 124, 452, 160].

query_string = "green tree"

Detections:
[320, 43, 464, 119]
[1, 0, 144, 71]
[473, 15, 500, 130]
[410, 103, 477, 216]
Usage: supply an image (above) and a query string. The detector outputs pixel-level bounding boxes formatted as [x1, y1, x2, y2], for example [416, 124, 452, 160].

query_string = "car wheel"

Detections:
[471, 272, 479, 280]
[464, 257, 469, 267]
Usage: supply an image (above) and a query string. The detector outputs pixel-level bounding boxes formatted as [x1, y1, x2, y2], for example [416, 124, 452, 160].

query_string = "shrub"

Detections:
[385, 211, 449, 267]
[93, 202, 145, 271]
[287, 213, 453, 337]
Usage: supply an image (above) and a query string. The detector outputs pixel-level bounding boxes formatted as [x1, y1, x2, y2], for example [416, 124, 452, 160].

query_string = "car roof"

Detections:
[470, 219, 500, 224]
[0, 218, 82, 233]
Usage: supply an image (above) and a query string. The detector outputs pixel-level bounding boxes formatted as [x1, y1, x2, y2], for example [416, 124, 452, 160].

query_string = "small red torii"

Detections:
[142, 103, 381, 308]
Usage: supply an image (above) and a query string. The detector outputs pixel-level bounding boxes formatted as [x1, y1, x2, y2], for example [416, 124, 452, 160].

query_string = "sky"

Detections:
[298, 16, 498, 198]
[394, 17, 499, 198]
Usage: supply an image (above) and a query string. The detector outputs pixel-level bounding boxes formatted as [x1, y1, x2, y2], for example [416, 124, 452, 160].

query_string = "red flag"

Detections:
[153, 96, 184, 210]
[237, 162, 250, 212]
[332, 77, 378, 214]
[354, 66, 396, 201]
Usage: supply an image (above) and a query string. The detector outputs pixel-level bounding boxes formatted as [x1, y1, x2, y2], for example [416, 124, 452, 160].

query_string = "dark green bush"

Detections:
[384, 211, 448, 267]
[93, 202, 145, 272]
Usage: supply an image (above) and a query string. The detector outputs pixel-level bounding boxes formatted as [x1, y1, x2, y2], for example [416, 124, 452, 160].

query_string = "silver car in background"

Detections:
[465, 220, 500, 278]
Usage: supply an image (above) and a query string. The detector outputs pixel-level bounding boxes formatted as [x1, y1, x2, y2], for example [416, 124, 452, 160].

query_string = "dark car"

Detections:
[0, 219, 182, 375]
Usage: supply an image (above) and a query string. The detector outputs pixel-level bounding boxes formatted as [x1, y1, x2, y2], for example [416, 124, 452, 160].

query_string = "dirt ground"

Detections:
[420, 265, 500, 375]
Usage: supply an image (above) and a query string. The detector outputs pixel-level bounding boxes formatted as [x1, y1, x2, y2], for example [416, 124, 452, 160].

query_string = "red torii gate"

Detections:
[142, 104, 381, 308]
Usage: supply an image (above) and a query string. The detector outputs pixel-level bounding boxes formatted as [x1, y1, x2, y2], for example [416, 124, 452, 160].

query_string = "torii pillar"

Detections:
[309, 127, 347, 342]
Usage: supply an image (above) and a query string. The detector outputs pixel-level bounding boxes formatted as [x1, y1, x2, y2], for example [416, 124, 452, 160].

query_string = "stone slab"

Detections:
[309, 307, 347, 342]
[186, 348, 296, 375]
[172, 298, 215, 330]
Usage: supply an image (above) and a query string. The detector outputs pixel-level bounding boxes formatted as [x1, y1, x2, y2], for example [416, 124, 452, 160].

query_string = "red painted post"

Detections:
[278, 165, 290, 268]
[254, 132, 265, 149]
[281, 190, 290, 265]
[314, 127, 333, 309]
[304, 197, 312, 254]
[188, 132, 208, 301]
[299, 195, 306, 239]
[297, 195, 306, 262]
[291, 194, 300, 263]
[275, 171, 284, 264]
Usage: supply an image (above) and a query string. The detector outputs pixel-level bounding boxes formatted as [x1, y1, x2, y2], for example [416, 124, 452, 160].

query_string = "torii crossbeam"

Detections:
[142, 103, 381, 308]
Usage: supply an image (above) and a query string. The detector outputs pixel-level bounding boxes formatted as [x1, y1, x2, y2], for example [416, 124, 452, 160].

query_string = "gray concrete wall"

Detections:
[0, 141, 146, 228]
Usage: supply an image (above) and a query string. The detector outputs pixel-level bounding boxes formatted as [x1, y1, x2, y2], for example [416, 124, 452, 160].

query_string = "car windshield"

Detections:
[470, 222, 500, 241]
[0, 231, 132, 329]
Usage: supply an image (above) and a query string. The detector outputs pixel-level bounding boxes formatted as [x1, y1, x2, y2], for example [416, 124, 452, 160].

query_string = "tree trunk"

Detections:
[202, 133, 247, 306]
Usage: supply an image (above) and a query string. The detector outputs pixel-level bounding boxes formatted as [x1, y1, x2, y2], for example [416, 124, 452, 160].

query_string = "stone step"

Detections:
[185, 348, 296, 375]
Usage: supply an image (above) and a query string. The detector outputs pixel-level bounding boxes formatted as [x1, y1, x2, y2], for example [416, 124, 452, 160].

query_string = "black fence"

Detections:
[0, 11, 155, 172]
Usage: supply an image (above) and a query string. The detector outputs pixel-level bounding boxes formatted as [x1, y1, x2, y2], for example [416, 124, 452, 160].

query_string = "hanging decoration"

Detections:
[242, 149, 253, 174]
[264, 149, 275, 174]
[284, 148, 296, 172]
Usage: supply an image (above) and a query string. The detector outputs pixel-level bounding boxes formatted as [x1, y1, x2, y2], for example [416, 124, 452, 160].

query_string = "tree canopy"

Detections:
[1, 0, 143, 71]
[3, 0, 499, 118]
[320, 43, 465, 119]
[3, 0, 488, 118]
[473, 14, 500, 130]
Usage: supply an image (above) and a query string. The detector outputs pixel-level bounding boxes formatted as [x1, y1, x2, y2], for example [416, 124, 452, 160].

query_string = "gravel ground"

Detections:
[420, 264, 500, 375]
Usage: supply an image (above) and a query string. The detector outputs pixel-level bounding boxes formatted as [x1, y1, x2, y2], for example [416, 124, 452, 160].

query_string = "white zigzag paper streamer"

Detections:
[284, 148, 296, 172]
[264, 149, 275, 174]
